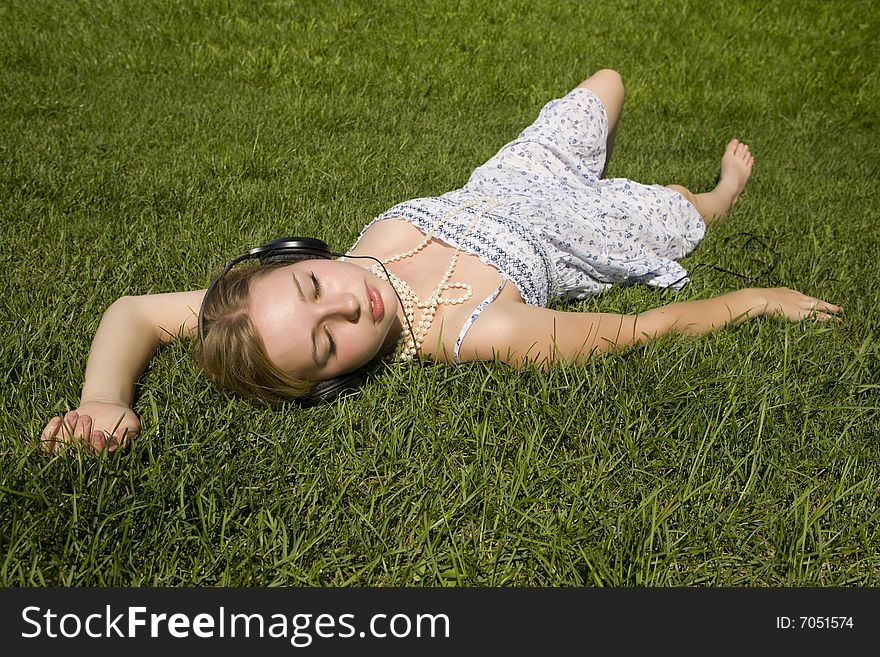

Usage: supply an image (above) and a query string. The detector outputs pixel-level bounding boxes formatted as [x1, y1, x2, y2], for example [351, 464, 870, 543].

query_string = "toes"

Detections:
[734, 142, 755, 168]
[726, 139, 739, 154]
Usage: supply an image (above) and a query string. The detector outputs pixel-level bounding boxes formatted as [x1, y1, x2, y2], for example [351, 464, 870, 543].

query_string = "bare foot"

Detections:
[717, 138, 754, 206]
[664, 139, 755, 226]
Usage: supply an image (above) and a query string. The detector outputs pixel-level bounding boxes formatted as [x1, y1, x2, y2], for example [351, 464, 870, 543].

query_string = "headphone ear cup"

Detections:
[298, 369, 368, 407]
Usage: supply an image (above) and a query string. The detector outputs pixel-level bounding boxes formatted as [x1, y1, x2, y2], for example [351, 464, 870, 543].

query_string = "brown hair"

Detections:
[192, 261, 314, 404]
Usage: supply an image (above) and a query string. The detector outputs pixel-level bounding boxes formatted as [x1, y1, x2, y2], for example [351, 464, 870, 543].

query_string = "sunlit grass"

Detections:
[1, 0, 878, 586]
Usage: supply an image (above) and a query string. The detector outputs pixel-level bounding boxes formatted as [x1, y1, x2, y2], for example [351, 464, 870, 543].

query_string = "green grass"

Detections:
[1, 0, 878, 586]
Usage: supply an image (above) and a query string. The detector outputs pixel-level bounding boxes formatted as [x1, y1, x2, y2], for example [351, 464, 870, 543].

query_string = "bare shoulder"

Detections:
[454, 299, 639, 368]
[126, 289, 207, 343]
[452, 300, 544, 364]
[348, 217, 427, 259]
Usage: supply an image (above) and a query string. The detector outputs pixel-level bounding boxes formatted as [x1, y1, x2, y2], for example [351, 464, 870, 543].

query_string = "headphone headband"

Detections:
[248, 236, 338, 263]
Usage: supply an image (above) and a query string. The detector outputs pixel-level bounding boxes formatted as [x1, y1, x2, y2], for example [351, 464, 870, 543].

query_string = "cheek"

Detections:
[339, 325, 381, 361]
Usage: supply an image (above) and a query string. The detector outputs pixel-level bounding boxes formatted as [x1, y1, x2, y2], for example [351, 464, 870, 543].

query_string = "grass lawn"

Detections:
[1, 0, 878, 586]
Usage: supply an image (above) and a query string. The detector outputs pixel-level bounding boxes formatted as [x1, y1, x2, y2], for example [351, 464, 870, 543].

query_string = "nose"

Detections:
[318, 293, 360, 322]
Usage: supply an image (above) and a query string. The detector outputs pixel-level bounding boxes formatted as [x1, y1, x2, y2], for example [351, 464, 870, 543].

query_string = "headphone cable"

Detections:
[664, 231, 780, 291]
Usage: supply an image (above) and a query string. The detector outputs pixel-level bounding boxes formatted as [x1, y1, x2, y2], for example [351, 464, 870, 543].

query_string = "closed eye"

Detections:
[310, 272, 335, 358]
[326, 329, 336, 357]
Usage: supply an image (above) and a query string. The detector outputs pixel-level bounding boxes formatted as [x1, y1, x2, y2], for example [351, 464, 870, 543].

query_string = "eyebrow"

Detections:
[291, 273, 319, 369]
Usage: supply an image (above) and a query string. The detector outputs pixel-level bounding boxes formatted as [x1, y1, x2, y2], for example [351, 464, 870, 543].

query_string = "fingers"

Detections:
[39, 412, 74, 453]
[65, 411, 81, 442]
[92, 426, 121, 453]
[57, 410, 80, 450]
[806, 297, 843, 314]
[105, 433, 122, 453]
[804, 295, 842, 312]
[40, 416, 62, 452]
[40, 411, 120, 455]
[770, 288, 845, 324]
[80, 415, 94, 448]
[802, 296, 844, 323]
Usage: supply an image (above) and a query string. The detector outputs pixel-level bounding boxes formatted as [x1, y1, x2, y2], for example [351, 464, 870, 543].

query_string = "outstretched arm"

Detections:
[41, 290, 206, 453]
[635, 287, 843, 340]
[456, 287, 843, 368]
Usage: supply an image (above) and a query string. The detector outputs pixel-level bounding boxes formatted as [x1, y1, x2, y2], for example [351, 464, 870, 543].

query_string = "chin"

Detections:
[378, 327, 400, 356]
[385, 296, 400, 320]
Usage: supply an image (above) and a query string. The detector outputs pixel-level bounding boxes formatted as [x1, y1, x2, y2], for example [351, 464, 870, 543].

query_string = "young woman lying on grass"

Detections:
[40, 69, 843, 453]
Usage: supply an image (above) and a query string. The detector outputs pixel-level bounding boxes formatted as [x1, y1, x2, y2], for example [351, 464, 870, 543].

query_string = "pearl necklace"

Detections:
[368, 196, 505, 361]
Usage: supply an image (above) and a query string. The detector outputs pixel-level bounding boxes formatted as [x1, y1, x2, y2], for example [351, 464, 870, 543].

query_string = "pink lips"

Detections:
[366, 283, 384, 323]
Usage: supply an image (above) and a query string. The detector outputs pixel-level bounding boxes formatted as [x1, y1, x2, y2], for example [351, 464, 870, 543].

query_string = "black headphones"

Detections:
[198, 236, 383, 407]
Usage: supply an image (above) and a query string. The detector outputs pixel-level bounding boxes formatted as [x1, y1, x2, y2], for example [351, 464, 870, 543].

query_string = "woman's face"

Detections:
[248, 259, 401, 382]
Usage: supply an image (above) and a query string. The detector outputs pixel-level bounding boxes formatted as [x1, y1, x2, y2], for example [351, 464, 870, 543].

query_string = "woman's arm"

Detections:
[457, 287, 843, 368]
[636, 287, 843, 340]
[41, 290, 206, 453]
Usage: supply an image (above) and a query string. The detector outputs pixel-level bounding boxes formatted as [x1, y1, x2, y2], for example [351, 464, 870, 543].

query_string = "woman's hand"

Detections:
[757, 287, 844, 323]
[40, 400, 140, 454]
